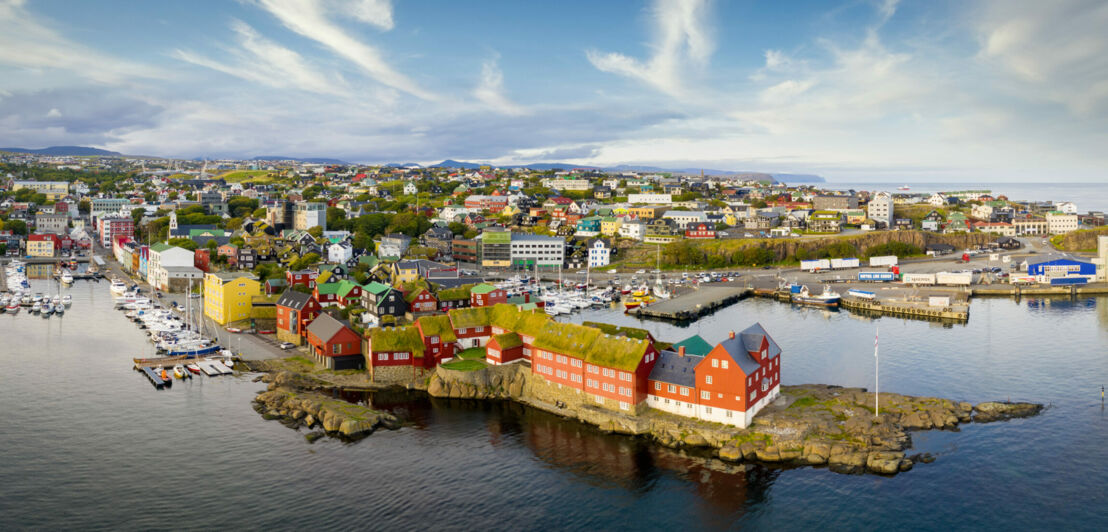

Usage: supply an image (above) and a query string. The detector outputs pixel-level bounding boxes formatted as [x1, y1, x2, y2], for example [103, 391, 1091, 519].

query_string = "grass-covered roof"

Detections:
[367, 326, 425, 357]
[533, 321, 650, 371]
[416, 315, 457, 343]
[581, 321, 653, 341]
[492, 332, 522, 350]
[447, 306, 490, 329]
[436, 283, 475, 301]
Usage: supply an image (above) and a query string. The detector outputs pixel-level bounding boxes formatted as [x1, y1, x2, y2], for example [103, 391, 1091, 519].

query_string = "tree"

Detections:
[225, 217, 244, 231]
[448, 222, 467, 235]
[78, 199, 90, 214]
[4, 219, 27, 235]
[326, 207, 347, 231]
[308, 226, 323, 238]
[168, 237, 199, 251]
[753, 200, 768, 209]
[289, 252, 320, 271]
[252, 207, 267, 218]
[206, 239, 218, 250]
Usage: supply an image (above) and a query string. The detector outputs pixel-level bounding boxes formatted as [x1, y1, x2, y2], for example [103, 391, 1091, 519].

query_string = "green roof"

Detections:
[470, 283, 499, 295]
[150, 242, 172, 252]
[358, 254, 379, 268]
[532, 321, 650, 372]
[336, 280, 363, 299]
[671, 334, 713, 357]
[368, 326, 425, 357]
[416, 315, 457, 343]
[365, 281, 391, 296]
[447, 306, 491, 329]
[316, 282, 342, 295]
[436, 283, 475, 301]
[492, 332, 522, 350]
[483, 231, 511, 244]
[581, 322, 653, 341]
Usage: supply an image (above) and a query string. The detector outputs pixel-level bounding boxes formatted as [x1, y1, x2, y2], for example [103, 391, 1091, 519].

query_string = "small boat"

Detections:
[52, 295, 61, 305]
[222, 358, 235, 369]
[186, 364, 202, 375]
[897, 185, 910, 191]
[159, 367, 171, 382]
[31, 302, 41, 313]
[61, 295, 72, 306]
[60, 271, 74, 284]
[54, 305, 64, 316]
[173, 365, 186, 379]
[109, 278, 128, 294]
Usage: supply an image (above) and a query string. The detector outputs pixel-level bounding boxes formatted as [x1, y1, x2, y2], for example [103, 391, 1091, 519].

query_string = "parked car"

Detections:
[278, 342, 295, 350]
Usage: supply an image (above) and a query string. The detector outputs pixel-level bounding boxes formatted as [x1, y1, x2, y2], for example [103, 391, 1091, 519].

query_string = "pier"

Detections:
[629, 285, 751, 321]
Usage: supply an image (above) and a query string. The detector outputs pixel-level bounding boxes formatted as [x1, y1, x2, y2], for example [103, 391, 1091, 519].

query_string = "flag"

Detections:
[875, 328, 879, 355]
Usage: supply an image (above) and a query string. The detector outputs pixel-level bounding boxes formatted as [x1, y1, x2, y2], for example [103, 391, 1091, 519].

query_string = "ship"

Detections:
[897, 185, 910, 191]
[790, 284, 841, 307]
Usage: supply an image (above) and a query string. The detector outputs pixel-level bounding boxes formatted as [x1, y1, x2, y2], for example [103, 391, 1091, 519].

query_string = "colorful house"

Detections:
[203, 272, 262, 325]
[414, 314, 457, 366]
[286, 269, 318, 289]
[486, 332, 524, 364]
[685, 222, 716, 239]
[275, 289, 322, 345]
[405, 286, 438, 313]
[470, 283, 507, 307]
[305, 313, 364, 370]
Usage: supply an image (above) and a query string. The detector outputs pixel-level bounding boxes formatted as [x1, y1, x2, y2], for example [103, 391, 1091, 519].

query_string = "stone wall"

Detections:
[372, 364, 429, 384]
[276, 328, 302, 345]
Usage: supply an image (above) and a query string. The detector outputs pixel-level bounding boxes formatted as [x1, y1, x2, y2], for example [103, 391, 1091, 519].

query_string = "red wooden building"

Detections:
[286, 269, 319, 289]
[685, 223, 716, 239]
[305, 313, 364, 370]
[194, 248, 211, 273]
[405, 287, 438, 313]
[469, 284, 507, 307]
[275, 289, 322, 345]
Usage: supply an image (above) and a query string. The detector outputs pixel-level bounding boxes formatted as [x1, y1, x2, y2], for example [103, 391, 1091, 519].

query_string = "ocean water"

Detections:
[819, 182, 1108, 213]
[1, 277, 1107, 530]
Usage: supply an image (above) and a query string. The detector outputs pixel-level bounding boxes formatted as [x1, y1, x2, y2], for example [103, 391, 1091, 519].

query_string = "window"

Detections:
[762, 381, 768, 392]
[430, 335, 439, 344]
[705, 407, 712, 414]
[750, 391, 756, 402]
[712, 359, 718, 368]
[459, 327, 466, 334]
[333, 343, 341, 355]
[654, 382, 661, 391]
[721, 360, 728, 369]
[395, 353, 409, 360]
[706, 375, 713, 385]
[571, 359, 582, 368]
[378, 353, 388, 361]
[588, 365, 599, 374]
[726, 411, 733, 418]
[680, 387, 689, 396]
[701, 391, 710, 400]
[667, 384, 676, 393]
[620, 372, 631, 382]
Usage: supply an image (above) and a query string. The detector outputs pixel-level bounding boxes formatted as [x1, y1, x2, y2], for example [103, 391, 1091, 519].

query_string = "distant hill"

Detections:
[772, 173, 825, 183]
[0, 145, 121, 156]
[427, 160, 825, 182]
[253, 156, 349, 165]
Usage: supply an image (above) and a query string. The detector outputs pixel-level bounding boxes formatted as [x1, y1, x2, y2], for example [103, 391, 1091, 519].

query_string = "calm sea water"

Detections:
[820, 182, 1108, 213]
[2, 275, 1107, 530]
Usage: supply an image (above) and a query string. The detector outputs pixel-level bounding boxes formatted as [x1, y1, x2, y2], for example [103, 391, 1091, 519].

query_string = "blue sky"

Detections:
[1, 0, 1107, 182]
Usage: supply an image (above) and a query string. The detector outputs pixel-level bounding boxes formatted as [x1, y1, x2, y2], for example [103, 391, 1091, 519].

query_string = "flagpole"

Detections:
[875, 326, 879, 417]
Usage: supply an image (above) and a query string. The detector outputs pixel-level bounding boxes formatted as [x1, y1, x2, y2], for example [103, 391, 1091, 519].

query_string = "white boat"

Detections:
[61, 295, 72, 306]
[52, 295, 61, 305]
[60, 271, 74, 284]
[109, 278, 128, 294]
[31, 302, 41, 313]
[54, 305, 64, 316]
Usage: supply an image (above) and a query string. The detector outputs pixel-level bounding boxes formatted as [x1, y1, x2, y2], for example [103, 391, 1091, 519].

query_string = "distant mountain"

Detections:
[253, 155, 349, 165]
[427, 160, 825, 182]
[0, 145, 121, 156]
[772, 173, 825, 183]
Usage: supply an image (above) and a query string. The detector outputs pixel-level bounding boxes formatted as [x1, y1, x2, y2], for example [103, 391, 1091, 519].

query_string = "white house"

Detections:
[662, 211, 709, 229]
[927, 193, 949, 207]
[1055, 202, 1078, 215]
[403, 182, 418, 195]
[587, 239, 611, 268]
[1046, 211, 1079, 234]
[628, 193, 673, 205]
[867, 191, 894, 228]
[148, 243, 195, 291]
[328, 242, 353, 264]
[618, 219, 646, 240]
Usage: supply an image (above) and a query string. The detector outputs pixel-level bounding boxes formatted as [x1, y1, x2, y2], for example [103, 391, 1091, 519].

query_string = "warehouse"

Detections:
[1027, 258, 1096, 283]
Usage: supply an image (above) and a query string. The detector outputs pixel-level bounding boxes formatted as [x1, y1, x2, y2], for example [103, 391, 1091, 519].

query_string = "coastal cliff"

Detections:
[252, 371, 401, 440]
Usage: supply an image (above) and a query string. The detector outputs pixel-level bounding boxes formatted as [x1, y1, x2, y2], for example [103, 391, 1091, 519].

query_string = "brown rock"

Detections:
[719, 446, 743, 462]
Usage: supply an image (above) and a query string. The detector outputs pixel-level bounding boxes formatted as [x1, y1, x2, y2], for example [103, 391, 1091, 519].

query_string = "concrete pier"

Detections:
[629, 285, 751, 321]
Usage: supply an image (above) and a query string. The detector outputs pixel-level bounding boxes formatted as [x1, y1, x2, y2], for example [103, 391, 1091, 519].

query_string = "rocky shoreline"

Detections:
[247, 361, 1043, 475]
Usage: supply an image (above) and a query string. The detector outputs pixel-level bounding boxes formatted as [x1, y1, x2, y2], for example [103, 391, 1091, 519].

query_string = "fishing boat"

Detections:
[60, 270, 74, 284]
[173, 365, 186, 379]
[791, 284, 841, 307]
[897, 185, 910, 191]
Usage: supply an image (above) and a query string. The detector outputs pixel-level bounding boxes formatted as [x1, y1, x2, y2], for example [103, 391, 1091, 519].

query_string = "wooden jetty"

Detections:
[630, 285, 751, 321]
[139, 366, 169, 388]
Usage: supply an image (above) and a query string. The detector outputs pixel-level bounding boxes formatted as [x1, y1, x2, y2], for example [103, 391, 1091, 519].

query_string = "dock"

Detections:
[839, 296, 969, 321]
[629, 285, 751, 321]
[139, 366, 169, 388]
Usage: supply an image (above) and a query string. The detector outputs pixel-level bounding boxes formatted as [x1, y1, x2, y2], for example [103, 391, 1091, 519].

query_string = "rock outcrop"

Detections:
[253, 371, 400, 440]
[972, 401, 1044, 423]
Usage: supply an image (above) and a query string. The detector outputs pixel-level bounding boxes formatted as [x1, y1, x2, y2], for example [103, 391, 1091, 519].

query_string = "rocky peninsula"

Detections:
[247, 360, 1042, 475]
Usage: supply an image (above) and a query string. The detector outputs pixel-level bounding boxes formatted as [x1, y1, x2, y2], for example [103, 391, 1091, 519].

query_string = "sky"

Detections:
[1, 0, 1107, 182]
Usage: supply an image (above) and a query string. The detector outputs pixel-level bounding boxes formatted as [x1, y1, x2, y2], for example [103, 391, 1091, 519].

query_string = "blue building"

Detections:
[1027, 258, 1096, 277]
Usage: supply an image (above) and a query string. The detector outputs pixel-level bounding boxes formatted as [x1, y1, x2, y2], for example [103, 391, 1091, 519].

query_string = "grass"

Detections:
[455, 347, 488, 360]
[217, 170, 273, 183]
[788, 396, 818, 409]
[441, 359, 487, 371]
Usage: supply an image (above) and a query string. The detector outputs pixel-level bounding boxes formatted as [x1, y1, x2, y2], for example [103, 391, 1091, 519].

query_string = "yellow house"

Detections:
[391, 260, 420, 284]
[203, 272, 262, 325]
[600, 217, 623, 236]
[629, 206, 668, 220]
[26, 237, 56, 257]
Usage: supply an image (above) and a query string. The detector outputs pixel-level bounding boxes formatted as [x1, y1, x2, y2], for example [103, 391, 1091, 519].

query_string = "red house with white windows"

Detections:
[685, 223, 716, 239]
[646, 324, 781, 428]
[275, 289, 322, 345]
[286, 269, 319, 289]
[305, 313, 364, 370]
[405, 287, 438, 313]
[469, 284, 507, 307]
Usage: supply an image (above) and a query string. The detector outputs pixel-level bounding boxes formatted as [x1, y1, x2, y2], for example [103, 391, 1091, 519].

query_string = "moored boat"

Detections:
[791, 284, 841, 307]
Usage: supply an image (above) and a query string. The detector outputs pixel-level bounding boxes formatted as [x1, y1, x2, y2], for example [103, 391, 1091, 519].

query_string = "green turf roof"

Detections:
[489, 303, 550, 337]
[491, 332, 522, 350]
[533, 321, 650, 372]
[436, 283, 475, 301]
[368, 326, 425, 357]
[470, 283, 499, 295]
[582, 321, 653, 341]
[416, 314, 456, 342]
[447, 306, 491, 329]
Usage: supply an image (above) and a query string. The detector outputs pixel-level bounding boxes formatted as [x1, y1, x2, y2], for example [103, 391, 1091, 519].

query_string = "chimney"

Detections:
[729, 330, 735, 340]
[678, 346, 686, 357]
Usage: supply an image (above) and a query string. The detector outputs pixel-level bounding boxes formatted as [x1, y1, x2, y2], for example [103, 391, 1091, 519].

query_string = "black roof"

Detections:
[649, 349, 702, 387]
[276, 289, 314, 311]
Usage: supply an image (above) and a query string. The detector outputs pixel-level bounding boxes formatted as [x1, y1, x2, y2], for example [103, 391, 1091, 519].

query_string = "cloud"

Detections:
[345, 0, 394, 30]
[0, 88, 163, 147]
[586, 0, 713, 97]
[0, 0, 163, 85]
[976, 0, 1108, 114]
[473, 55, 527, 116]
[173, 19, 349, 97]
[254, 0, 435, 100]
[45, 108, 61, 118]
